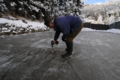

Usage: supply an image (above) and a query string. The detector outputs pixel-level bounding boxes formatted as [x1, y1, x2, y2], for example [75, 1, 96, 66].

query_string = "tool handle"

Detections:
[51, 40, 59, 46]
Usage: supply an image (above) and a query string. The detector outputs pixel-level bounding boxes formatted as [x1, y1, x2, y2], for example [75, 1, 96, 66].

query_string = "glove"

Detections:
[51, 40, 56, 46]
[62, 36, 66, 42]
[51, 40, 59, 47]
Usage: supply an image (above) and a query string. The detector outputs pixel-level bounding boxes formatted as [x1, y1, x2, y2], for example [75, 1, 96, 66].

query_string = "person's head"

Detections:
[44, 17, 54, 28]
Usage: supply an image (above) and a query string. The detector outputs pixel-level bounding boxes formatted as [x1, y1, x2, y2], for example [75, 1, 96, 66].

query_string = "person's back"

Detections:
[54, 15, 82, 35]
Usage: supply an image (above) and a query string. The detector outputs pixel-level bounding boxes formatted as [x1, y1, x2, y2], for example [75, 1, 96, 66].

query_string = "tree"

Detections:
[2, 0, 84, 21]
[42, 0, 84, 19]
[82, 1, 120, 24]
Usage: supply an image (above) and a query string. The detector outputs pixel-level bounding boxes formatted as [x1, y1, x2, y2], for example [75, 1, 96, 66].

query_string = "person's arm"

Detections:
[54, 18, 61, 41]
[54, 31, 61, 41]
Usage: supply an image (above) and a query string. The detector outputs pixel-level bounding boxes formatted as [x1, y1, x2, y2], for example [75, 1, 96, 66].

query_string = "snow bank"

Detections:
[82, 28, 95, 31]
[0, 18, 46, 30]
[82, 28, 120, 34]
[0, 18, 120, 35]
[106, 29, 120, 34]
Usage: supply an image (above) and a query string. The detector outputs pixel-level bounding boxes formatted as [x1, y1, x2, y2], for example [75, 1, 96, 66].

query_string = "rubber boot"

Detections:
[65, 42, 68, 51]
[62, 42, 73, 58]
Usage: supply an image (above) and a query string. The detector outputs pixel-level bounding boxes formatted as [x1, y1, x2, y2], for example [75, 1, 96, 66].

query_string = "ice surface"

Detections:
[0, 30, 120, 80]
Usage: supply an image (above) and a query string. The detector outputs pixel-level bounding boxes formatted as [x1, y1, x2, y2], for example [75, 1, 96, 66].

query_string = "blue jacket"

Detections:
[54, 15, 82, 40]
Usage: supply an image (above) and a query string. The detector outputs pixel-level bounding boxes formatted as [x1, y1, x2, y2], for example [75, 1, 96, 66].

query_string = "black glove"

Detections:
[62, 36, 66, 42]
[51, 40, 59, 46]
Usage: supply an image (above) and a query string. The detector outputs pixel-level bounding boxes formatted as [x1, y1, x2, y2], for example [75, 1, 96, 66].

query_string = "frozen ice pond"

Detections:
[0, 30, 120, 80]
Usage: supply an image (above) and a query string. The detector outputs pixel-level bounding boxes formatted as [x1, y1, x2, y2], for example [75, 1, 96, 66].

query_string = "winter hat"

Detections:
[44, 16, 54, 27]
[44, 17, 51, 27]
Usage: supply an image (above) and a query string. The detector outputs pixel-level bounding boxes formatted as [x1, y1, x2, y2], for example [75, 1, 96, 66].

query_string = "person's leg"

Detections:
[62, 41, 73, 58]
[66, 23, 83, 42]
[62, 23, 83, 58]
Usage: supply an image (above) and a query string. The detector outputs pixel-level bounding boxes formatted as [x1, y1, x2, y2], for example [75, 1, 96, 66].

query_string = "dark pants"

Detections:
[66, 23, 83, 42]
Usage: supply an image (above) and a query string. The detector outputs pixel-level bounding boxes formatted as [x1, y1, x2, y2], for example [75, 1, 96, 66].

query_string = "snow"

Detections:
[82, 28, 120, 34]
[106, 29, 120, 34]
[0, 17, 120, 36]
[0, 18, 46, 30]
[19, 1, 24, 5]
[29, 5, 39, 12]
[83, 0, 120, 25]
[0, 3, 8, 11]
[19, 8, 22, 10]
[10, 2, 16, 7]
[82, 28, 95, 31]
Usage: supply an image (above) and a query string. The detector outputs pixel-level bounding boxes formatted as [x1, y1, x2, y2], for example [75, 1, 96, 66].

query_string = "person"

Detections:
[44, 15, 83, 58]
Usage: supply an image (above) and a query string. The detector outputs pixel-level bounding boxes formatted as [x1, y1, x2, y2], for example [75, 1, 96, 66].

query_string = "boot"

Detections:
[65, 42, 72, 52]
[65, 42, 68, 51]
[62, 42, 73, 58]
[65, 48, 68, 51]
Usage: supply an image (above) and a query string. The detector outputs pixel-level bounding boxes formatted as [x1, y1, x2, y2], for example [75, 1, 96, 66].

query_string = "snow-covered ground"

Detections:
[0, 17, 48, 36]
[0, 17, 47, 31]
[0, 18, 45, 29]
[82, 28, 120, 34]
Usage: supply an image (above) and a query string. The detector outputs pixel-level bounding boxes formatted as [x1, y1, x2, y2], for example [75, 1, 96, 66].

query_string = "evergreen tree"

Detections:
[42, 0, 84, 18]
[2, 0, 84, 21]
